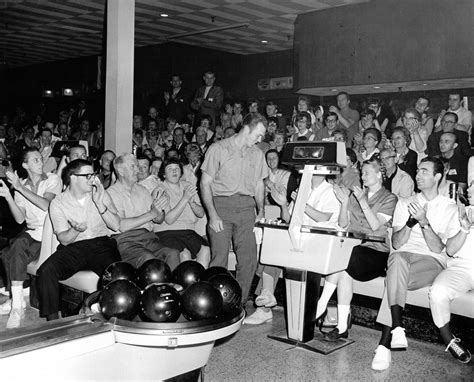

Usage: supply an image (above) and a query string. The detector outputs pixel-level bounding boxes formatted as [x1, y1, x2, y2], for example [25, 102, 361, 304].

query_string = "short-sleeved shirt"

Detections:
[201, 136, 268, 196]
[348, 187, 397, 252]
[302, 180, 340, 227]
[153, 180, 202, 232]
[107, 181, 154, 232]
[15, 173, 62, 241]
[392, 193, 458, 264]
[446, 206, 474, 276]
[139, 175, 161, 194]
[49, 189, 110, 241]
[339, 108, 360, 129]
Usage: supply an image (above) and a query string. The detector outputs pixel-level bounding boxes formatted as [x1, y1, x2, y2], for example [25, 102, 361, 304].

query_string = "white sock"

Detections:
[11, 285, 23, 309]
[316, 281, 337, 319]
[336, 304, 351, 333]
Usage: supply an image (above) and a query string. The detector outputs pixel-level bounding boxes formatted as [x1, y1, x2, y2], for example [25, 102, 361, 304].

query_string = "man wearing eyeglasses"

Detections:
[0, 148, 61, 328]
[380, 148, 414, 199]
[435, 93, 472, 135]
[427, 112, 471, 158]
[37, 159, 120, 321]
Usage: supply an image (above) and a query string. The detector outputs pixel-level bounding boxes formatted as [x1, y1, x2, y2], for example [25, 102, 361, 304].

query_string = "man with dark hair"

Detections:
[164, 74, 190, 124]
[56, 144, 87, 177]
[37, 159, 120, 321]
[172, 126, 187, 159]
[427, 112, 471, 158]
[371, 156, 458, 371]
[200, 113, 268, 303]
[330, 92, 360, 130]
[191, 71, 223, 129]
[137, 155, 160, 193]
[438, 132, 468, 186]
[0, 148, 61, 328]
[435, 93, 472, 134]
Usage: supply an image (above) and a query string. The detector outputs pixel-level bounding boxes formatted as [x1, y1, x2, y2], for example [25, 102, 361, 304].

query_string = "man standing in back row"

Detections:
[191, 71, 223, 130]
[200, 113, 268, 303]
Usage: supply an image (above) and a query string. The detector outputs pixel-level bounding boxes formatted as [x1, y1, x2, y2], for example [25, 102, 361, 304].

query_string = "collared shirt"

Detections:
[182, 163, 199, 186]
[446, 206, 474, 278]
[392, 193, 458, 265]
[383, 167, 415, 199]
[49, 188, 109, 241]
[15, 173, 61, 241]
[301, 180, 340, 227]
[153, 180, 202, 232]
[201, 136, 268, 197]
[107, 181, 154, 232]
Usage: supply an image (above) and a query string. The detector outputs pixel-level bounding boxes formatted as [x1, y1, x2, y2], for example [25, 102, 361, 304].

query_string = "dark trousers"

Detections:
[1, 230, 41, 283]
[37, 236, 120, 317]
[207, 195, 257, 303]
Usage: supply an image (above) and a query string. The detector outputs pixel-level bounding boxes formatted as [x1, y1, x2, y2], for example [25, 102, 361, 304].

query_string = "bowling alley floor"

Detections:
[204, 302, 474, 382]
[1, 295, 473, 381]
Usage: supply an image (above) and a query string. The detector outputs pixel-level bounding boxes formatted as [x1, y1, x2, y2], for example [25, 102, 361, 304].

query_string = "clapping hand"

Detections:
[457, 203, 471, 231]
[5, 170, 21, 191]
[353, 186, 369, 208]
[408, 202, 427, 223]
[334, 184, 351, 203]
[183, 184, 198, 202]
[0, 179, 11, 199]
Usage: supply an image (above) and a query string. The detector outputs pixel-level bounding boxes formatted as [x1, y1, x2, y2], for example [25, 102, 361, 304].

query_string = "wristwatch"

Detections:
[420, 221, 430, 229]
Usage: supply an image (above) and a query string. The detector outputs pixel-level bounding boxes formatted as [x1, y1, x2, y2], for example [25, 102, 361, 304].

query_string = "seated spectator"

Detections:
[182, 143, 203, 186]
[195, 126, 211, 155]
[107, 153, 180, 270]
[17, 126, 38, 151]
[428, 188, 473, 364]
[290, 111, 314, 141]
[380, 148, 415, 198]
[220, 102, 233, 129]
[371, 157, 457, 371]
[272, 129, 287, 154]
[350, 109, 388, 151]
[165, 117, 178, 135]
[143, 148, 155, 162]
[314, 112, 339, 141]
[133, 115, 143, 130]
[264, 149, 297, 205]
[223, 126, 236, 139]
[330, 128, 348, 143]
[0, 148, 61, 328]
[357, 128, 382, 163]
[56, 144, 87, 178]
[147, 129, 165, 159]
[231, 101, 244, 130]
[132, 128, 146, 157]
[434, 93, 472, 134]
[427, 112, 471, 158]
[38, 159, 120, 321]
[97, 150, 116, 189]
[192, 115, 214, 142]
[38, 128, 58, 174]
[292, 95, 316, 126]
[165, 147, 180, 161]
[150, 157, 163, 178]
[438, 132, 468, 187]
[330, 92, 360, 130]
[390, 127, 418, 181]
[172, 127, 187, 159]
[244, 172, 341, 325]
[396, 97, 433, 136]
[265, 101, 286, 131]
[153, 159, 210, 267]
[400, 108, 428, 163]
[137, 155, 161, 193]
[367, 97, 396, 135]
[55, 122, 71, 141]
[73, 120, 99, 150]
[263, 117, 278, 144]
[319, 157, 397, 341]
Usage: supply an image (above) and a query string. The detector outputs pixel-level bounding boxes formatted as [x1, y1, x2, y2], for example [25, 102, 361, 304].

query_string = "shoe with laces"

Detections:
[255, 289, 277, 308]
[390, 326, 408, 349]
[445, 337, 471, 364]
[6, 307, 25, 329]
[371, 345, 391, 370]
[243, 308, 273, 325]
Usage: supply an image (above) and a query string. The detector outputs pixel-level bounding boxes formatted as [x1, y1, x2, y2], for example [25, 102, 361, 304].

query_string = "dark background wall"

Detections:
[3, 41, 474, 124]
[294, 0, 474, 90]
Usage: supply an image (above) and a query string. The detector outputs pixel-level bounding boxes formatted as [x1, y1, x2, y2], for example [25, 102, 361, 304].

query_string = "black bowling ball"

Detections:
[99, 279, 141, 320]
[140, 283, 182, 322]
[208, 274, 242, 313]
[201, 266, 231, 281]
[181, 281, 223, 321]
[135, 259, 172, 289]
[99, 261, 136, 289]
[172, 261, 205, 289]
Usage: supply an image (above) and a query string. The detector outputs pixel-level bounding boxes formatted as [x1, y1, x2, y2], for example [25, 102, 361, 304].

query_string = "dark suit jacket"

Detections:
[191, 85, 224, 128]
[166, 88, 191, 123]
[427, 130, 472, 158]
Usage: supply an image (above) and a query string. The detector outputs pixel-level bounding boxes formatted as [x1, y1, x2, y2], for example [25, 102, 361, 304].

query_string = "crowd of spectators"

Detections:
[0, 71, 473, 369]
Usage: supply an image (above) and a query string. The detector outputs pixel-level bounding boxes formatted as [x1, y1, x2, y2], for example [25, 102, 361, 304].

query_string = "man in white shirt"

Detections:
[0, 148, 61, 328]
[371, 157, 458, 370]
[435, 93, 472, 135]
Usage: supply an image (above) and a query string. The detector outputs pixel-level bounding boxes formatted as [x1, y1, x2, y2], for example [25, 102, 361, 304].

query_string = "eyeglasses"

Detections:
[73, 172, 97, 180]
